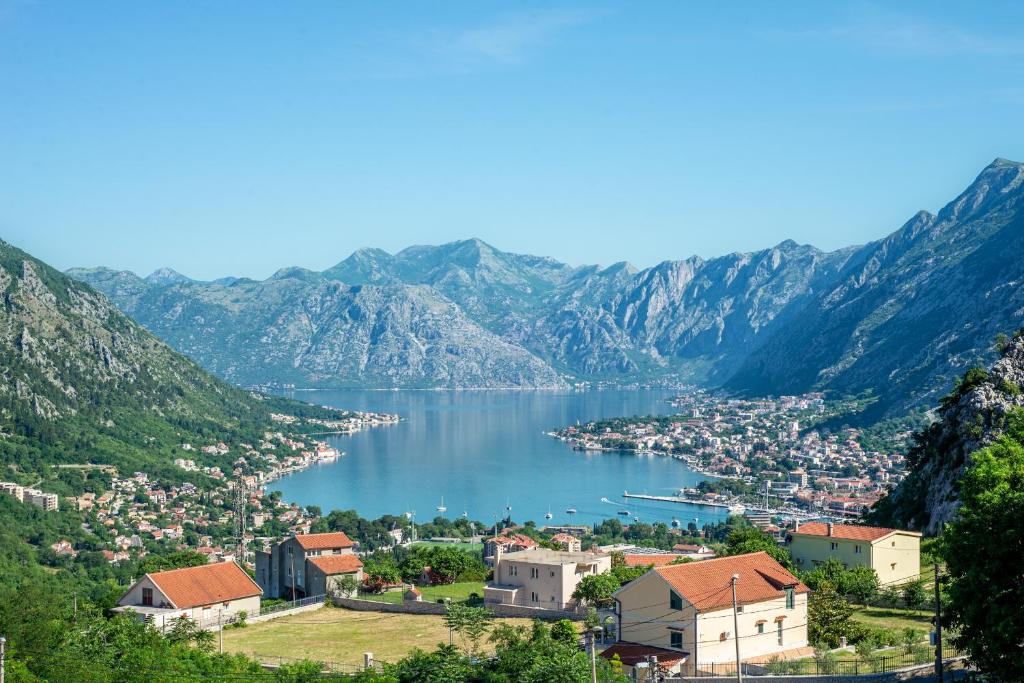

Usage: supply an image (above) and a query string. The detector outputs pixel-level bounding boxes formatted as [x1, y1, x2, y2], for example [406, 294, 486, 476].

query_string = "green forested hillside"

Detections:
[0, 238, 350, 494]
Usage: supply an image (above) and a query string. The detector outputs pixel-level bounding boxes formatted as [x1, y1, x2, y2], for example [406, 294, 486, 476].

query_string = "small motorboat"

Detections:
[565, 508, 577, 515]
[544, 506, 553, 520]
[617, 509, 631, 516]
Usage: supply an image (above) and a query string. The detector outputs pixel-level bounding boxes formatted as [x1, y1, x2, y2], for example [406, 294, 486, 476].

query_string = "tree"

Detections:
[808, 581, 854, 647]
[550, 619, 578, 646]
[335, 574, 360, 597]
[363, 558, 401, 592]
[901, 579, 927, 610]
[572, 573, 621, 608]
[443, 603, 493, 657]
[942, 411, 1024, 682]
[721, 526, 794, 570]
[843, 566, 880, 605]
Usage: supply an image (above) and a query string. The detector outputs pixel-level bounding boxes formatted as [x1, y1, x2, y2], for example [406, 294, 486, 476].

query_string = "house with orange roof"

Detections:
[116, 561, 262, 630]
[549, 533, 582, 552]
[483, 533, 538, 566]
[787, 521, 921, 585]
[610, 552, 810, 676]
[255, 531, 360, 600]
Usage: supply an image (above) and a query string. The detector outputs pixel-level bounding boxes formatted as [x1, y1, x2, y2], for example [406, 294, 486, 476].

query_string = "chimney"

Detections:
[827, 522, 834, 537]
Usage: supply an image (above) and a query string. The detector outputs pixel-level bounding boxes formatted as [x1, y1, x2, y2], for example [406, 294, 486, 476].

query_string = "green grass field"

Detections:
[222, 605, 533, 667]
[411, 541, 484, 553]
[851, 606, 933, 633]
[357, 581, 485, 605]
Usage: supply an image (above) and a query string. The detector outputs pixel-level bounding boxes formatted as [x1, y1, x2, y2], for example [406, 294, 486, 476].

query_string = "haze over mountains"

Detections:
[69, 158, 1024, 418]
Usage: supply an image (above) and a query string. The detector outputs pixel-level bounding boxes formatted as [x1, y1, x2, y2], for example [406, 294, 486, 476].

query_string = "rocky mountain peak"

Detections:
[935, 157, 1024, 227]
[144, 267, 191, 286]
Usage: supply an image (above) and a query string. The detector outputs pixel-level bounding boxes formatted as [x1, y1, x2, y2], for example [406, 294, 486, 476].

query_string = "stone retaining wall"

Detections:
[333, 596, 584, 621]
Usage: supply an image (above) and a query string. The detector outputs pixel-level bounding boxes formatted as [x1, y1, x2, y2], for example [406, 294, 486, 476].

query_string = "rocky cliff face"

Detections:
[68, 159, 1024, 401]
[870, 332, 1024, 534]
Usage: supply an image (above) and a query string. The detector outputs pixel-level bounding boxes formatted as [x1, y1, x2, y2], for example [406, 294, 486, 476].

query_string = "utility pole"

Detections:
[1, 635, 6, 683]
[588, 626, 601, 683]
[218, 612, 223, 654]
[234, 484, 247, 565]
[731, 574, 743, 683]
[933, 563, 943, 683]
[290, 550, 297, 603]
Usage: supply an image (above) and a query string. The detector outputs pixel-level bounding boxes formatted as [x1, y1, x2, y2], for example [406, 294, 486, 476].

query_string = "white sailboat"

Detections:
[436, 496, 447, 513]
[544, 505, 553, 520]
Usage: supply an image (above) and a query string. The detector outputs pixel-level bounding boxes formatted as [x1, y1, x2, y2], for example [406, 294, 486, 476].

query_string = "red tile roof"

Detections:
[308, 554, 364, 575]
[147, 561, 261, 609]
[550, 533, 577, 543]
[600, 642, 688, 667]
[293, 532, 355, 550]
[791, 522, 918, 542]
[488, 534, 538, 548]
[623, 554, 681, 567]
[652, 552, 808, 612]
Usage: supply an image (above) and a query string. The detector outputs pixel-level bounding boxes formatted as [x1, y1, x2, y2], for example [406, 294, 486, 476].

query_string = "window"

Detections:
[550, 570, 555, 577]
[830, 542, 838, 551]
[757, 622, 764, 634]
[736, 605, 744, 613]
[510, 565, 517, 576]
[777, 621, 784, 646]
[142, 587, 153, 606]
[854, 545, 862, 554]
[531, 567, 539, 579]
[670, 631, 683, 649]
[891, 562, 897, 570]
[669, 590, 683, 610]
[785, 588, 795, 609]
[531, 592, 538, 603]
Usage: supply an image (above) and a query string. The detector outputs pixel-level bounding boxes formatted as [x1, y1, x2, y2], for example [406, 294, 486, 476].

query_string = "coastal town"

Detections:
[22, 409, 399, 567]
[552, 391, 918, 521]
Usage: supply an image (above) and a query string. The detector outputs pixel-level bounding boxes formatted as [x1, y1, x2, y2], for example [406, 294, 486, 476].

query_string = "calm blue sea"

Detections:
[270, 389, 730, 530]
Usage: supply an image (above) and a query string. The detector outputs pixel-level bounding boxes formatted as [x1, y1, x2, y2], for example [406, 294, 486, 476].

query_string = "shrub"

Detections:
[813, 647, 839, 675]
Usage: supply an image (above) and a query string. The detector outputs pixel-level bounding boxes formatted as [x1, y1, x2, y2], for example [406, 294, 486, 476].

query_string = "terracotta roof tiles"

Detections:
[147, 561, 261, 609]
[622, 554, 682, 568]
[651, 551, 808, 612]
[600, 642, 688, 667]
[791, 522, 919, 542]
[308, 554, 364, 575]
[293, 532, 355, 550]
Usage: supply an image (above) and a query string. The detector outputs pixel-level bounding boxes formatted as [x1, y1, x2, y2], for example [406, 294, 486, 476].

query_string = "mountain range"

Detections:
[68, 158, 1024, 417]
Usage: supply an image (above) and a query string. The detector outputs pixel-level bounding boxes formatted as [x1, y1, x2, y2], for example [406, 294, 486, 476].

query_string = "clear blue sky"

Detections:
[1, 2, 1022, 280]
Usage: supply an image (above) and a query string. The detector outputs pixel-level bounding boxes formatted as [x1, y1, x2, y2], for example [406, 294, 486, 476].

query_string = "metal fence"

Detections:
[259, 593, 326, 616]
[683, 646, 967, 678]
[253, 653, 388, 675]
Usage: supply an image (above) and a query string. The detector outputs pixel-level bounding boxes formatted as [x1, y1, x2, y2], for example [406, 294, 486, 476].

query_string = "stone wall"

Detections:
[333, 596, 584, 621]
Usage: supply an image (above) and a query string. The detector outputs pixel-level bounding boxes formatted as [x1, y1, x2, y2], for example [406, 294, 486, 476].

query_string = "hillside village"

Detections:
[26, 410, 398, 567]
